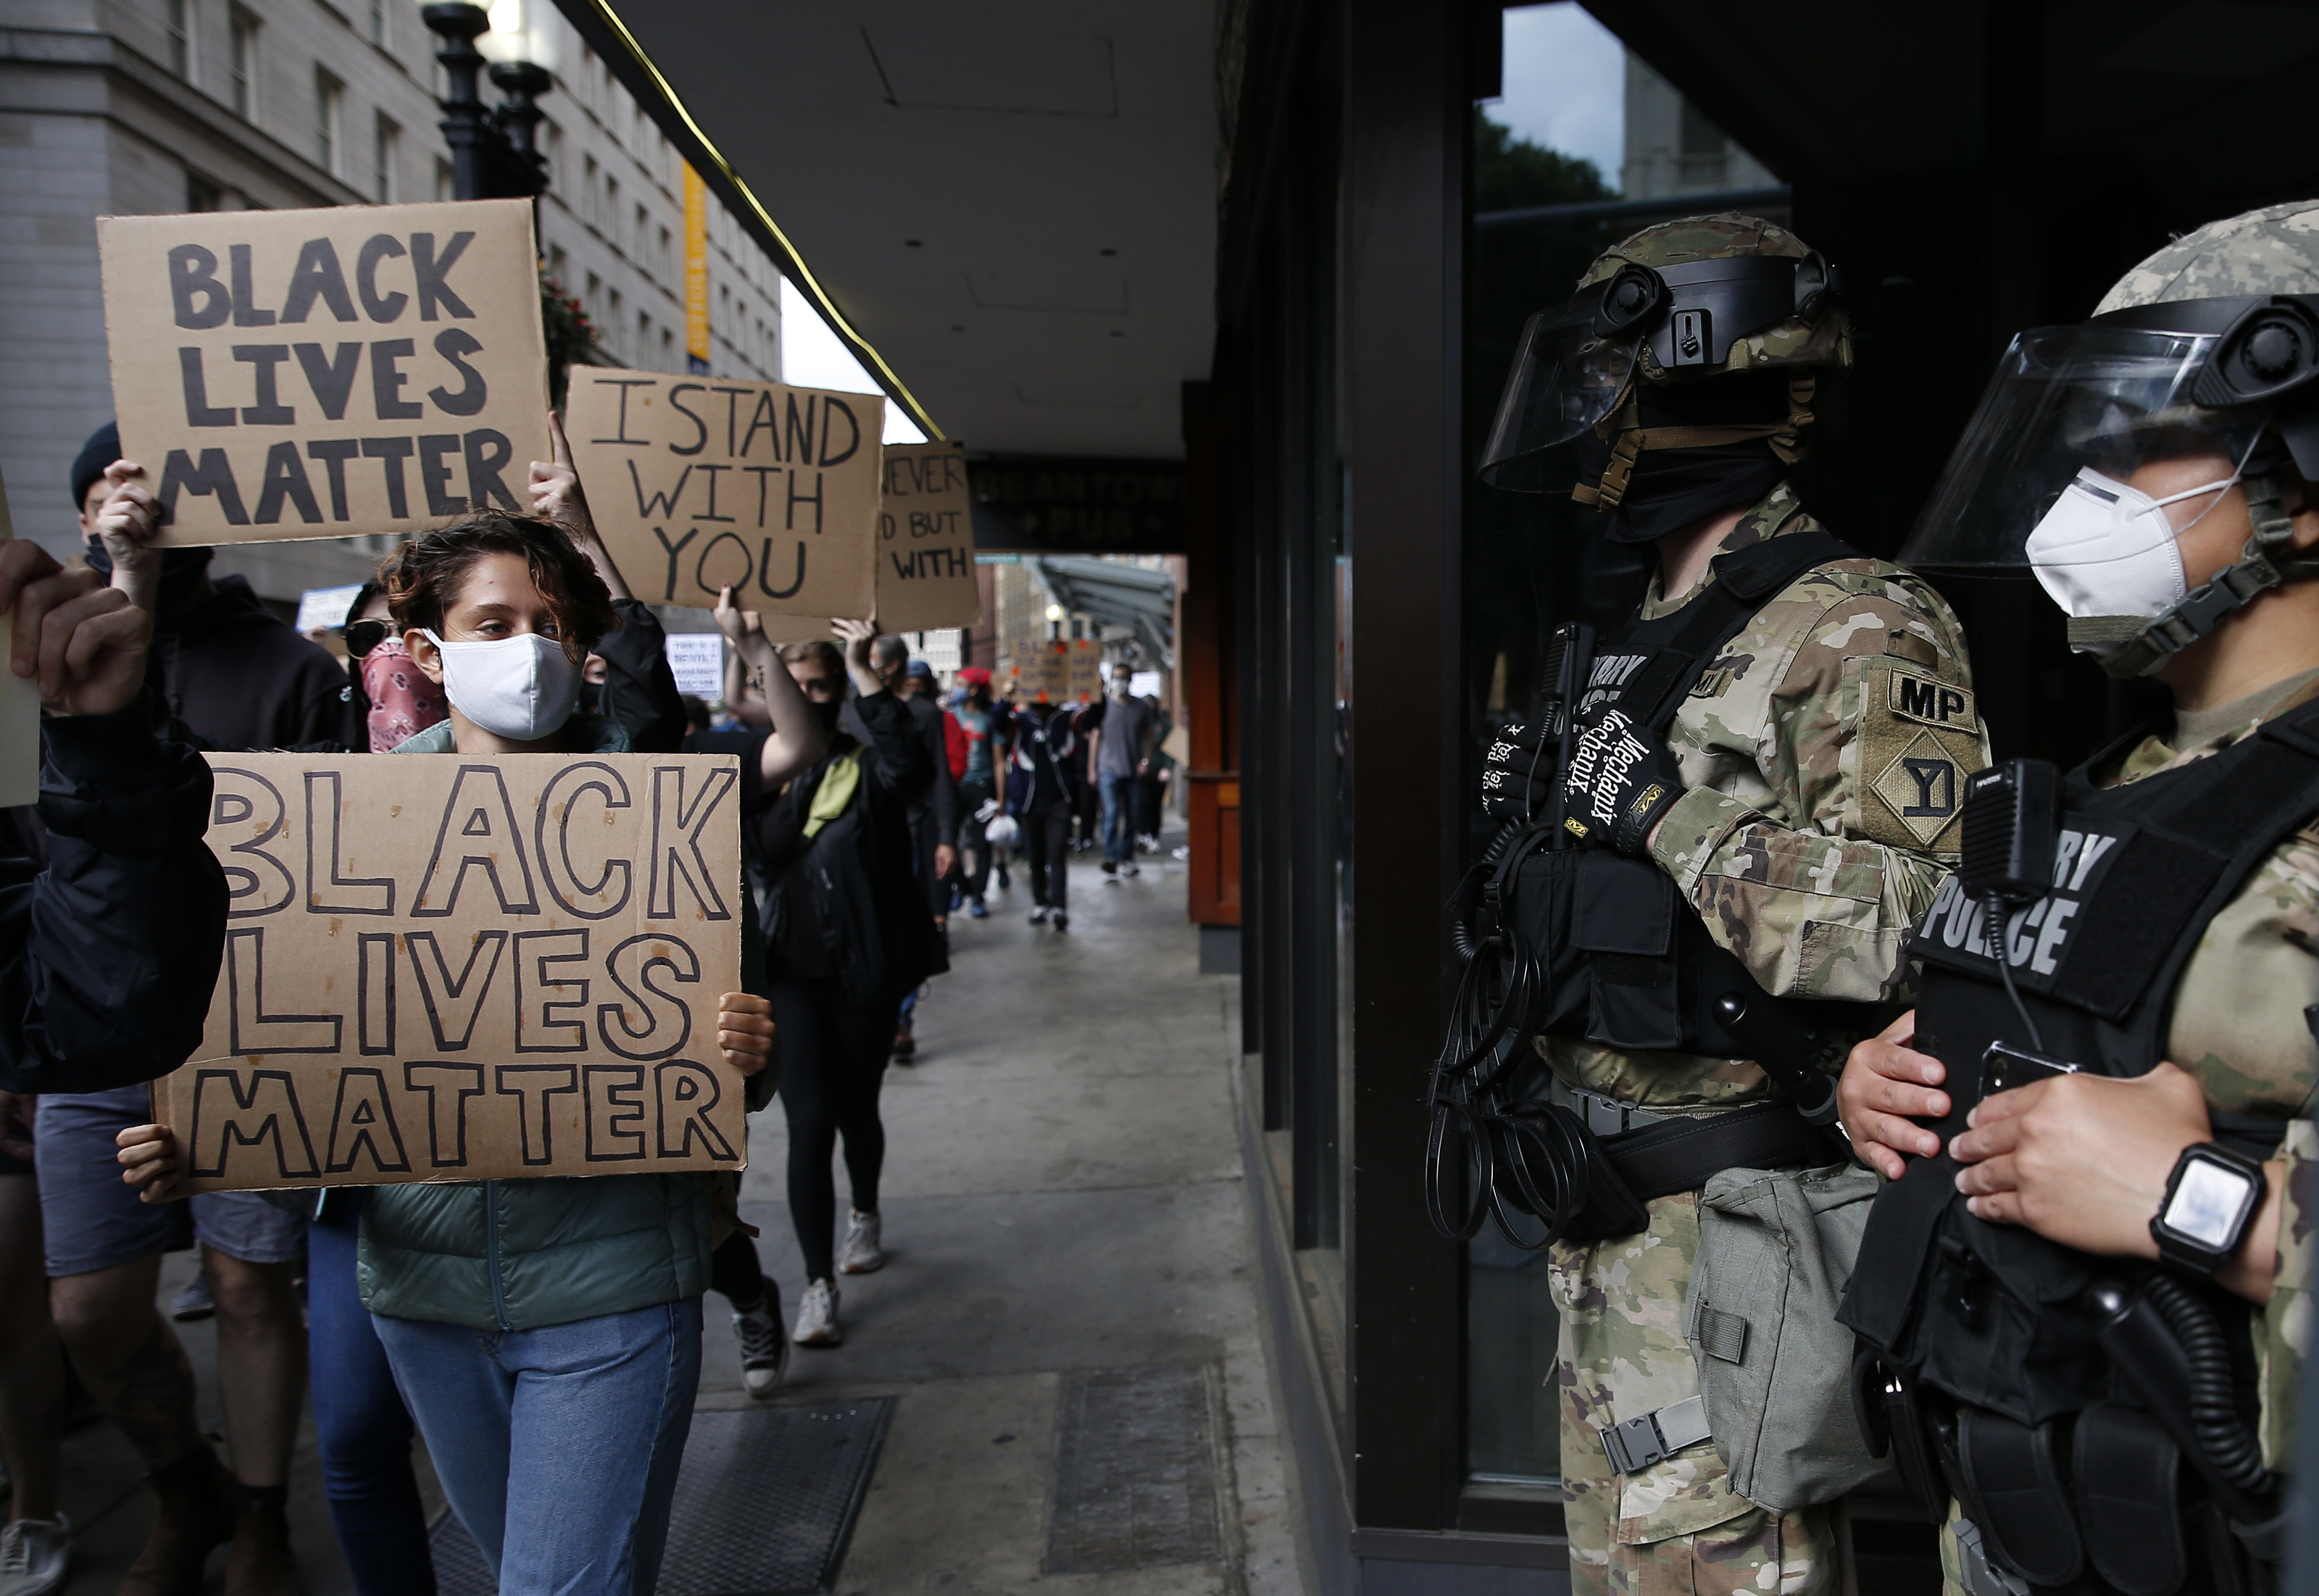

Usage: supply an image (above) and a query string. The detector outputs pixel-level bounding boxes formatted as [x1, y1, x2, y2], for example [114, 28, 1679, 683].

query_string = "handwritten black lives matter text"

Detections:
[164, 755, 745, 1190]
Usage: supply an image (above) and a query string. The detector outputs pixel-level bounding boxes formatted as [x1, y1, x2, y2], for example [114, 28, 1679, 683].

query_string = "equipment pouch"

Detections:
[1683, 1160, 1899, 1511]
[2073, 1403, 2186, 1596]
[1573, 851, 1683, 1050]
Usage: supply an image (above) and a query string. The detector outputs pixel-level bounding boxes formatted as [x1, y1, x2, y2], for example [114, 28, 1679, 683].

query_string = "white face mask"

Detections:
[2024, 463, 2243, 655]
[422, 630, 581, 743]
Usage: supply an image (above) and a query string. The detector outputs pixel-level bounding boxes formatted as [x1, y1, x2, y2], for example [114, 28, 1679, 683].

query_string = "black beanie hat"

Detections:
[70, 421, 120, 512]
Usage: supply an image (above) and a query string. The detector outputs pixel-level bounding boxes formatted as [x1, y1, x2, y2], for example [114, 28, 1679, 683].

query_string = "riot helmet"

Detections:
[1903, 199, 2319, 677]
[1479, 212, 1852, 542]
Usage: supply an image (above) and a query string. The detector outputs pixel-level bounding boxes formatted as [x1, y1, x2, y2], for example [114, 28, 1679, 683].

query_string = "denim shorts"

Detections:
[34, 1086, 307, 1278]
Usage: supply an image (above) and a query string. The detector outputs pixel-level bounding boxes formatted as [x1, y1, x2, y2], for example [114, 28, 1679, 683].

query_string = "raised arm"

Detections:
[533, 410, 633, 602]
[715, 587, 826, 787]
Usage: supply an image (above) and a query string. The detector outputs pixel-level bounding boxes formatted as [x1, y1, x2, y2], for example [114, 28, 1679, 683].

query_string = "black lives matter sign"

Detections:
[152, 753, 746, 1192]
[99, 200, 551, 544]
[565, 367, 880, 617]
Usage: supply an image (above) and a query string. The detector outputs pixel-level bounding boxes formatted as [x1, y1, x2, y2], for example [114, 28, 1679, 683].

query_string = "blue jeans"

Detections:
[308, 1206, 436, 1596]
[1099, 773, 1137, 863]
[373, 1299, 702, 1596]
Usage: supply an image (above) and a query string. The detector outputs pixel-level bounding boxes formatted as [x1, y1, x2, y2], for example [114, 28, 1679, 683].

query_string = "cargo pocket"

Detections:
[1573, 852, 1682, 1051]
[1683, 1161, 1899, 1512]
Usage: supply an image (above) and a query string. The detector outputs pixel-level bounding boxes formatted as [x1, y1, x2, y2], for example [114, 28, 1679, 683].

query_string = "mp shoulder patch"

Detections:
[1860, 660, 1983, 855]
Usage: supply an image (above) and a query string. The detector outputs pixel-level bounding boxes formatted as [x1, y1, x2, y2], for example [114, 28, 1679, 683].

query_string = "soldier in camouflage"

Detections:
[1479, 214, 1988, 1594]
[1841, 201, 2319, 1595]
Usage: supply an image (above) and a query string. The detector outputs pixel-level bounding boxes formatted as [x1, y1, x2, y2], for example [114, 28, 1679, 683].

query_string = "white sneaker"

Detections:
[793, 1277, 842, 1346]
[0, 1513, 71, 1596]
[838, 1210, 885, 1274]
[733, 1293, 789, 1397]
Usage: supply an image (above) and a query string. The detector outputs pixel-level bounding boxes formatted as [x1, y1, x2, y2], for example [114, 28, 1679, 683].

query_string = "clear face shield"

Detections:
[1478, 254, 1841, 493]
[1902, 323, 2270, 579]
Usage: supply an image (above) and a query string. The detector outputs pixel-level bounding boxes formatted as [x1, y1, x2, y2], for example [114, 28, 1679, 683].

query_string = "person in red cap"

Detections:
[949, 667, 1011, 918]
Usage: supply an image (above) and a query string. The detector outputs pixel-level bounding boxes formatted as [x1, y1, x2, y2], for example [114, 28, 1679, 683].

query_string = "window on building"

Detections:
[1678, 99, 1728, 188]
[547, 243, 567, 283]
[435, 156, 453, 201]
[635, 205, 649, 268]
[637, 309, 651, 362]
[607, 288, 623, 356]
[166, 0, 194, 78]
[582, 154, 598, 226]
[585, 272, 601, 318]
[371, 114, 398, 203]
[315, 70, 344, 177]
[542, 121, 562, 192]
[186, 172, 225, 211]
[605, 175, 621, 247]
[367, 0, 387, 46]
[228, 8, 257, 119]
[661, 327, 674, 369]
[657, 223, 672, 282]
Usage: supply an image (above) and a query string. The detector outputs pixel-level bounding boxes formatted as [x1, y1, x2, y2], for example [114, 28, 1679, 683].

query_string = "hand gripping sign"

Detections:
[564, 367, 883, 618]
[100, 199, 552, 545]
[152, 753, 746, 1192]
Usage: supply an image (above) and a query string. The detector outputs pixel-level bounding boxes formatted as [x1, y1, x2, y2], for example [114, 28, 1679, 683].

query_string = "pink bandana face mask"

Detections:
[360, 633, 449, 753]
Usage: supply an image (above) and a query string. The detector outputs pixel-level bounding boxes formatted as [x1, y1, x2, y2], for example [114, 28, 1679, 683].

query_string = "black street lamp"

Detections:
[422, 2, 551, 201]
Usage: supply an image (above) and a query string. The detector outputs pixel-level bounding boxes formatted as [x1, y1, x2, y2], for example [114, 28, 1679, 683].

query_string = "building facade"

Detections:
[0, 0, 783, 605]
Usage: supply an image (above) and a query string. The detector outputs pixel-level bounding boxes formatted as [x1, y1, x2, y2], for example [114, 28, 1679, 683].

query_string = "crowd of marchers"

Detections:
[0, 412, 1170, 1596]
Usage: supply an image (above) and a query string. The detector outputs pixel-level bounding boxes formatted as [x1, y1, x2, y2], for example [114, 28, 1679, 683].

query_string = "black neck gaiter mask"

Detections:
[1571, 371, 1794, 545]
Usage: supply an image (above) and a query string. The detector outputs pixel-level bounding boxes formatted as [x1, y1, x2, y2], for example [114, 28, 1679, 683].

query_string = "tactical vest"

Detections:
[1838, 700, 2319, 1592]
[1496, 530, 1868, 1058]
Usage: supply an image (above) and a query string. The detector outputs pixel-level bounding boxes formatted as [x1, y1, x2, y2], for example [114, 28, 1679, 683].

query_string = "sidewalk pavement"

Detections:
[708, 838, 1304, 1595]
[43, 835, 1302, 1595]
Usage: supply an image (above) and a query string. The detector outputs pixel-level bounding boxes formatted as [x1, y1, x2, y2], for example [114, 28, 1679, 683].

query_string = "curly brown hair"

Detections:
[384, 511, 618, 661]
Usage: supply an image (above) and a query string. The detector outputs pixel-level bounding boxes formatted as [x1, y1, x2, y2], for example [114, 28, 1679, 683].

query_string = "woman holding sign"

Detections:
[120, 501, 795, 1596]
[717, 594, 935, 1349]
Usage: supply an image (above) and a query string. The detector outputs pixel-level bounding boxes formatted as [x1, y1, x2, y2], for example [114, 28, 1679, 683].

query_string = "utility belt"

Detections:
[1551, 1082, 1828, 1203]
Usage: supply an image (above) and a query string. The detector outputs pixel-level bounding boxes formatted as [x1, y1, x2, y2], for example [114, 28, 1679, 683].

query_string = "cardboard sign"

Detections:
[0, 469, 32, 809]
[1065, 638, 1103, 703]
[154, 752, 746, 1192]
[1009, 640, 1067, 703]
[565, 367, 882, 619]
[100, 200, 551, 546]
[875, 440, 980, 632]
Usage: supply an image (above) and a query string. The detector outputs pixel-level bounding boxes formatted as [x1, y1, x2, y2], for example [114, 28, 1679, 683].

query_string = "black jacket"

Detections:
[0, 699, 228, 1092]
[757, 691, 933, 1008]
[158, 575, 346, 751]
[594, 600, 688, 754]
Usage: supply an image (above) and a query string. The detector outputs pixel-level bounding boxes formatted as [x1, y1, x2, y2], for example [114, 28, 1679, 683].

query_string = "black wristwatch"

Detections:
[2149, 1140, 2268, 1276]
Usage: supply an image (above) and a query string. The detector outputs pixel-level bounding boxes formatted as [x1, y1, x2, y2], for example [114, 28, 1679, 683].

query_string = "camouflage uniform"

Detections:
[1544, 480, 1986, 1595]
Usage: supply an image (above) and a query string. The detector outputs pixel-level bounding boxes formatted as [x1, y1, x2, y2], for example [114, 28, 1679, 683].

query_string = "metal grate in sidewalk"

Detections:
[431, 1396, 894, 1595]
[1044, 1363, 1225, 1574]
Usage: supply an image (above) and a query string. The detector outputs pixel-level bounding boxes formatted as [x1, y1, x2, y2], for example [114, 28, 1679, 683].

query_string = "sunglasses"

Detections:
[345, 619, 393, 658]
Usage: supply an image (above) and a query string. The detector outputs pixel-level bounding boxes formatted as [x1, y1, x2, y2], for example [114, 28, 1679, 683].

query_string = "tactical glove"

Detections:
[1479, 716, 1556, 823]
[1561, 707, 1684, 854]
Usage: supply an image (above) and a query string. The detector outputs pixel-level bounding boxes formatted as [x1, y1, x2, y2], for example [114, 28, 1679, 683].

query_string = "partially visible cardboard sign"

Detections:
[100, 200, 551, 546]
[1010, 640, 1067, 703]
[1065, 638, 1102, 703]
[565, 367, 882, 619]
[154, 752, 746, 1192]
[875, 440, 980, 632]
[0, 471, 32, 808]
[663, 633, 724, 699]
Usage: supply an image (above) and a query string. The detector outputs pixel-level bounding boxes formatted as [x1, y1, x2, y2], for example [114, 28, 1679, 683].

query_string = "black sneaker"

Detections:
[1052, 913, 1069, 932]
[1100, 859, 1117, 875]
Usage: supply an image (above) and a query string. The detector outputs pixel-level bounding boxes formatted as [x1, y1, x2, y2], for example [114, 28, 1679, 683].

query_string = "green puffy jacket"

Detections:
[358, 713, 712, 1332]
